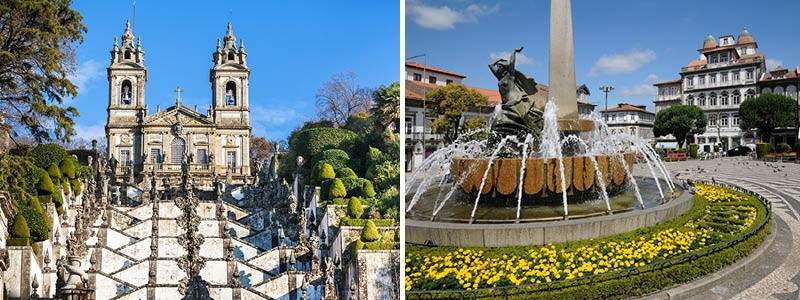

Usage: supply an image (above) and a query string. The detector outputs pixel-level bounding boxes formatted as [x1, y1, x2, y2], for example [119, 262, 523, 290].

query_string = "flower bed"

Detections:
[406, 184, 770, 299]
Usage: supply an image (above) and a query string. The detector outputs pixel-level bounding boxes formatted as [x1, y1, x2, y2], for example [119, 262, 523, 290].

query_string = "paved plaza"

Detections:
[634, 157, 800, 300]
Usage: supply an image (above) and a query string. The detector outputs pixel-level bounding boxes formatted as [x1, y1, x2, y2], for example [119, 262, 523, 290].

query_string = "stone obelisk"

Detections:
[549, 0, 579, 120]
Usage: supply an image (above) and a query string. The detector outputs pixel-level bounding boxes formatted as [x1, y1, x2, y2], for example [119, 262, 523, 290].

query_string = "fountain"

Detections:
[405, 0, 690, 247]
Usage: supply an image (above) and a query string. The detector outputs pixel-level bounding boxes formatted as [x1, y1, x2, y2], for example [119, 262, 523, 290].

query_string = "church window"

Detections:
[228, 52, 235, 61]
[227, 151, 237, 168]
[721, 92, 729, 106]
[709, 93, 717, 106]
[151, 149, 161, 164]
[120, 150, 131, 166]
[733, 91, 741, 104]
[171, 138, 186, 164]
[124, 50, 131, 60]
[121, 80, 132, 105]
[197, 149, 208, 164]
[225, 81, 237, 105]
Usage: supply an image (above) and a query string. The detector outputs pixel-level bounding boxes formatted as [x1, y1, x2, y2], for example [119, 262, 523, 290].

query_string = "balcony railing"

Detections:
[404, 131, 444, 142]
[655, 95, 681, 102]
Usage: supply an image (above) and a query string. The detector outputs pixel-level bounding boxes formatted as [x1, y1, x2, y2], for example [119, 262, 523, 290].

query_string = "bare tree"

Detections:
[315, 71, 373, 127]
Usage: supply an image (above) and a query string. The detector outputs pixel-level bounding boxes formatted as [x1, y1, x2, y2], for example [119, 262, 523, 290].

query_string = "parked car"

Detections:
[727, 145, 752, 157]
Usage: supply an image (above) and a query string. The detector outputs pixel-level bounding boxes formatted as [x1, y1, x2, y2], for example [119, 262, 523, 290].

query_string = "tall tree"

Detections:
[0, 0, 87, 143]
[426, 84, 488, 143]
[653, 105, 707, 148]
[371, 82, 400, 131]
[315, 71, 373, 127]
[250, 135, 274, 164]
[739, 93, 798, 142]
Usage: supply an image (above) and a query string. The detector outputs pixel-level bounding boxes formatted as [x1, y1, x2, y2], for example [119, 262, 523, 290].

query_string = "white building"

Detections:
[654, 29, 766, 149]
[601, 103, 656, 143]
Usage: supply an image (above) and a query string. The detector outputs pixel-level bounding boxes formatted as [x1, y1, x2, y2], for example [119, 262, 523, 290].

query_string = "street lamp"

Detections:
[599, 85, 614, 121]
[406, 53, 428, 158]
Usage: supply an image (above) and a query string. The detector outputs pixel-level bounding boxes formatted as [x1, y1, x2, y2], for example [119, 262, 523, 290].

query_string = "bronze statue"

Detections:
[489, 46, 544, 141]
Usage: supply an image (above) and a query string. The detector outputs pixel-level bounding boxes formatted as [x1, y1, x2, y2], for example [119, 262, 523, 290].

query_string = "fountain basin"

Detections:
[406, 183, 690, 247]
[452, 152, 634, 199]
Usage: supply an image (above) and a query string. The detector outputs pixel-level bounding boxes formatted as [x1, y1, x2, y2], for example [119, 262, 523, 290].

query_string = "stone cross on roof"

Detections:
[175, 86, 184, 106]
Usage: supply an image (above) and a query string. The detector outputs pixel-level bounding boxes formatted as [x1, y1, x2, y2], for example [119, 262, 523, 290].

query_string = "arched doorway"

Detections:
[171, 137, 185, 164]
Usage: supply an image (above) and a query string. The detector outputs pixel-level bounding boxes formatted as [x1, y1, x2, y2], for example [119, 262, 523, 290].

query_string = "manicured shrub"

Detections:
[52, 190, 64, 208]
[781, 143, 792, 152]
[713, 144, 720, 152]
[689, 144, 699, 158]
[28, 196, 44, 213]
[362, 180, 376, 198]
[366, 147, 384, 167]
[340, 177, 366, 197]
[703, 145, 711, 153]
[344, 112, 374, 137]
[7, 238, 30, 247]
[10, 214, 31, 239]
[336, 167, 357, 179]
[360, 220, 381, 242]
[756, 143, 770, 158]
[47, 163, 62, 182]
[329, 178, 347, 199]
[367, 160, 400, 189]
[314, 149, 350, 171]
[18, 206, 49, 242]
[347, 196, 364, 218]
[59, 158, 76, 179]
[70, 178, 82, 195]
[318, 163, 336, 180]
[293, 127, 358, 163]
[30, 143, 67, 169]
[36, 170, 55, 196]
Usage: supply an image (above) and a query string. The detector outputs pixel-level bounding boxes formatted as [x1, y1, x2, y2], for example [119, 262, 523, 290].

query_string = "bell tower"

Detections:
[106, 20, 147, 174]
[210, 22, 250, 121]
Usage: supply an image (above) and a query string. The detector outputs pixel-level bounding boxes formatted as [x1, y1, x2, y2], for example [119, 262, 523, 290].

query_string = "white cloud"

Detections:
[589, 49, 656, 76]
[67, 59, 103, 102]
[250, 106, 303, 126]
[620, 84, 657, 98]
[766, 58, 784, 70]
[407, 1, 499, 30]
[489, 51, 534, 65]
[74, 122, 106, 141]
[644, 74, 660, 84]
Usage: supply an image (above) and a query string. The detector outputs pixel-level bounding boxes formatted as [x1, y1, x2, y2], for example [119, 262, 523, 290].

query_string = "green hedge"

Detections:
[329, 178, 347, 199]
[70, 178, 82, 195]
[47, 163, 62, 182]
[30, 143, 67, 169]
[336, 167, 357, 179]
[361, 220, 381, 242]
[18, 205, 49, 242]
[339, 217, 395, 227]
[362, 241, 399, 250]
[318, 163, 336, 181]
[756, 143, 770, 158]
[36, 169, 55, 197]
[9, 214, 30, 238]
[347, 196, 364, 218]
[313, 149, 350, 172]
[6, 238, 30, 247]
[341, 177, 367, 198]
[59, 158, 76, 179]
[294, 127, 358, 163]
[689, 144, 699, 158]
[362, 180, 376, 198]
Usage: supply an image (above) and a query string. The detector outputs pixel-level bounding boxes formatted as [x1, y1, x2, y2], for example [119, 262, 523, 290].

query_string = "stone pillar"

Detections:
[548, 0, 579, 119]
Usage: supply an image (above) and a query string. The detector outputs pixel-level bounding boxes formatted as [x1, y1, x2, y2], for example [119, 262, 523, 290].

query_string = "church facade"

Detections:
[105, 21, 252, 184]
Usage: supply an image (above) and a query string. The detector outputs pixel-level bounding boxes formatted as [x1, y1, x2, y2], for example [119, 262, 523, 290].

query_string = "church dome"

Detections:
[702, 34, 717, 49]
[738, 28, 754, 44]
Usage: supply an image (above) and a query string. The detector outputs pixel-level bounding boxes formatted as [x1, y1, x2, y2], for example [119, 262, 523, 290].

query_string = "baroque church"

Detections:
[106, 20, 252, 185]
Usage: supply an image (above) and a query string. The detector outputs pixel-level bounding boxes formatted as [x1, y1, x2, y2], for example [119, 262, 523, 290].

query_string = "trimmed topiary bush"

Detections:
[59, 158, 76, 179]
[47, 163, 62, 182]
[344, 112, 374, 137]
[689, 144, 699, 158]
[340, 177, 367, 198]
[366, 147, 384, 167]
[28, 196, 44, 213]
[10, 214, 31, 239]
[713, 144, 720, 152]
[329, 178, 347, 199]
[360, 220, 380, 242]
[336, 167, 357, 179]
[314, 149, 350, 171]
[30, 143, 68, 169]
[18, 205, 49, 242]
[294, 127, 358, 163]
[362, 180, 376, 198]
[756, 143, 770, 158]
[36, 170, 55, 202]
[70, 178, 82, 195]
[319, 163, 336, 181]
[347, 196, 364, 218]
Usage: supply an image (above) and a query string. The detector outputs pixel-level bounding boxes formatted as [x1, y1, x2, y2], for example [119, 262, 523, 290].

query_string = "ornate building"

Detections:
[105, 21, 251, 184]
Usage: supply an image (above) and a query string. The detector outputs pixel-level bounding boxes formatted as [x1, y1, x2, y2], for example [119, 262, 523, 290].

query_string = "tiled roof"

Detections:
[405, 62, 467, 78]
[761, 66, 800, 81]
[405, 80, 501, 104]
[601, 103, 654, 114]
[654, 79, 682, 86]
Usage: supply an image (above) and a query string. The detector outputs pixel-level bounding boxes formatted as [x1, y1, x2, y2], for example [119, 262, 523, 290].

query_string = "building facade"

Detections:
[404, 62, 596, 172]
[654, 29, 768, 149]
[756, 66, 800, 146]
[105, 21, 251, 184]
[601, 103, 656, 143]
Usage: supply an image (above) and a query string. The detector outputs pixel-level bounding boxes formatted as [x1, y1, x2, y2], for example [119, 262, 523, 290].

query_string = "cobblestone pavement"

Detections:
[633, 157, 800, 300]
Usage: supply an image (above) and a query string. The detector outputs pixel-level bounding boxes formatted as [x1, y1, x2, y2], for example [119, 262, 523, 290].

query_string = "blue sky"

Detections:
[68, 1, 399, 142]
[406, 0, 800, 111]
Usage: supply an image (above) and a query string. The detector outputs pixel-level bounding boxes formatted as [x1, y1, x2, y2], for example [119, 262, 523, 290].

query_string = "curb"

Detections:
[637, 217, 778, 300]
